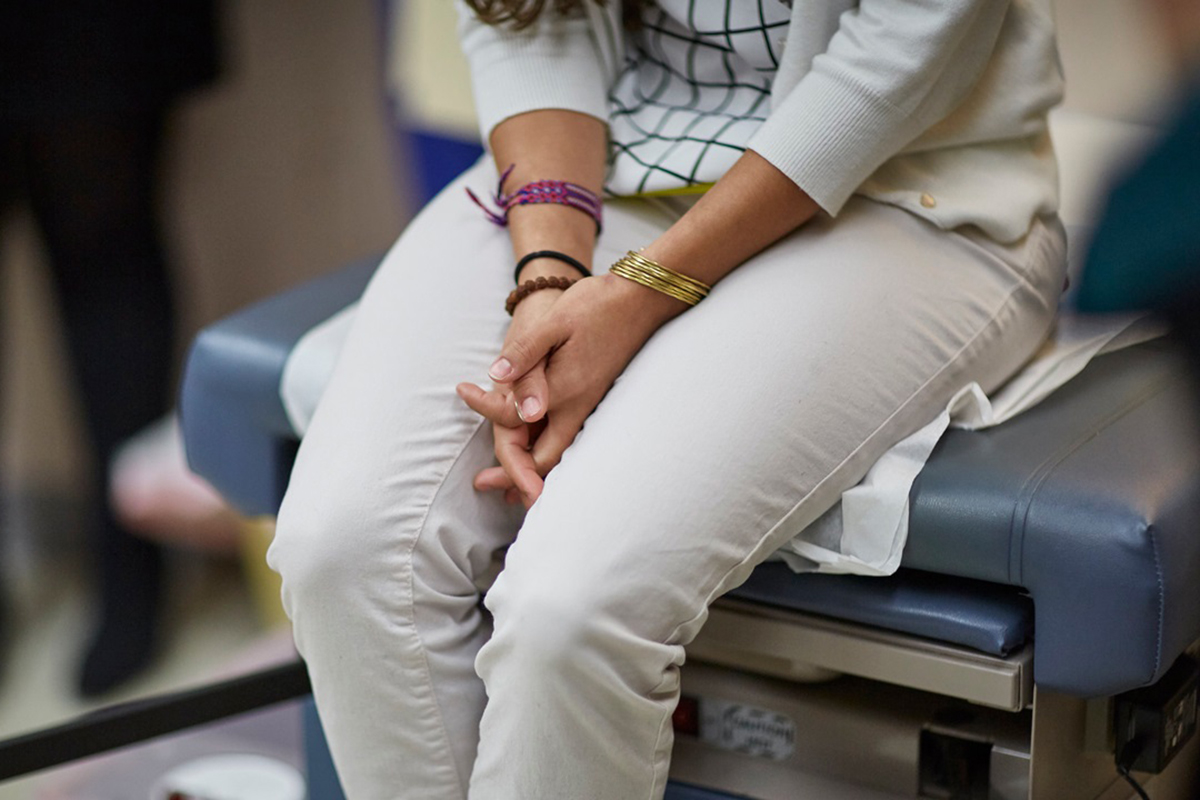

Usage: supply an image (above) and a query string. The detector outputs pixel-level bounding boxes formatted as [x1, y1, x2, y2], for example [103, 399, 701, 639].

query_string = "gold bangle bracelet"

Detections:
[610, 261, 704, 305]
[619, 251, 711, 295]
[609, 251, 711, 306]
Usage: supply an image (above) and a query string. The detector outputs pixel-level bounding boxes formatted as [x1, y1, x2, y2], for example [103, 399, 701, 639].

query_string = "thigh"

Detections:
[285, 159, 522, 566]
[282, 159, 689, 579]
[494, 198, 1066, 644]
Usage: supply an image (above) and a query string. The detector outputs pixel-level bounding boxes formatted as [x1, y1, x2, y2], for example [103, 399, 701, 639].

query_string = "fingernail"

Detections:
[521, 397, 541, 419]
[489, 358, 513, 381]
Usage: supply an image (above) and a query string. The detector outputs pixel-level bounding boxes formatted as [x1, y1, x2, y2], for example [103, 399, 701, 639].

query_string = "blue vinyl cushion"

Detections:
[903, 340, 1200, 695]
[180, 258, 380, 516]
[664, 782, 752, 800]
[729, 563, 1032, 657]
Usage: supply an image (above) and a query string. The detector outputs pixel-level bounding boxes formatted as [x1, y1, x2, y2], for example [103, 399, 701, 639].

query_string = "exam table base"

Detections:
[670, 606, 1200, 800]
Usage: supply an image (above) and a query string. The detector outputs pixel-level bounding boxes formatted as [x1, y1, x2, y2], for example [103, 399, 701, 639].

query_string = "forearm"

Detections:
[627, 149, 821, 321]
[490, 110, 608, 283]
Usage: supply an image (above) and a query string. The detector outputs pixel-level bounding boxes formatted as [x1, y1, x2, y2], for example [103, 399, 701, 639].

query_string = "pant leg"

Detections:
[22, 110, 175, 485]
[468, 198, 1066, 799]
[269, 158, 536, 799]
[0, 128, 18, 661]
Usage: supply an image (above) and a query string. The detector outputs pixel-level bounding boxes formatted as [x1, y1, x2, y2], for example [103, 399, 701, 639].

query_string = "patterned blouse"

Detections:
[607, 0, 791, 196]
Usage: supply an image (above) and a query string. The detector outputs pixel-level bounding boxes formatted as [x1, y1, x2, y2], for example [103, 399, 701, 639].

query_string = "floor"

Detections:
[0, 490, 273, 800]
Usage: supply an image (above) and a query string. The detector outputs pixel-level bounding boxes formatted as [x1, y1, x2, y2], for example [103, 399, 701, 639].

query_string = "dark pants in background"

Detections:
[0, 0, 218, 695]
[0, 109, 176, 695]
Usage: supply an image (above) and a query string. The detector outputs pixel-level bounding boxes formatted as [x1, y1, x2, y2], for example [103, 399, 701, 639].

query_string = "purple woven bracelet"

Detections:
[466, 164, 603, 233]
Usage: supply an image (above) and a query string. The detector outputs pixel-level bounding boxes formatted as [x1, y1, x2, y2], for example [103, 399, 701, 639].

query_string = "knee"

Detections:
[480, 579, 600, 685]
[268, 471, 383, 616]
[480, 568, 674, 692]
[492, 577, 594, 654]
[269, 449, 490, 632]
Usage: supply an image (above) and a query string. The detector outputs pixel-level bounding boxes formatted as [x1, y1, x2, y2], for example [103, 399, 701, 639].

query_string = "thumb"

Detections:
[512, 361, 550, 423]
[488, 318, 563, 385]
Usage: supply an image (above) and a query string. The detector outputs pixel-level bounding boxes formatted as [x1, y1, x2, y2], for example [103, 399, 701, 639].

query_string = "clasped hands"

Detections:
[456, 273, 684, 508]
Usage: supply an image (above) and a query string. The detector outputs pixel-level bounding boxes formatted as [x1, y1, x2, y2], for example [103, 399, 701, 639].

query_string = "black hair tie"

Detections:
[514, 250, 592, 284]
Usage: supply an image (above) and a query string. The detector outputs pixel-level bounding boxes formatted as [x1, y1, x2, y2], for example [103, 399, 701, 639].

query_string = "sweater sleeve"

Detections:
[456, 2, 611, 144]
[747, 0, 1010, 216]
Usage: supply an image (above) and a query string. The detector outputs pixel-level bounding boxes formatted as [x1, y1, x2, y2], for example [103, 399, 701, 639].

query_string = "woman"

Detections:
[269, 0, 1066, 797]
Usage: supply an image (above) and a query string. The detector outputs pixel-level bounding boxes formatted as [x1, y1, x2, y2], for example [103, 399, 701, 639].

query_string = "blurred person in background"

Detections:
[1078, 0, 1200, 376]
[1077, 17, 1200, 793]
[0, 1, 220, 696]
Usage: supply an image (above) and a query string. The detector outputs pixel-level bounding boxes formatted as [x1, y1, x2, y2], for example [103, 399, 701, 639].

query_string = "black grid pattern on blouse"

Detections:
[606, 0, 789, 195]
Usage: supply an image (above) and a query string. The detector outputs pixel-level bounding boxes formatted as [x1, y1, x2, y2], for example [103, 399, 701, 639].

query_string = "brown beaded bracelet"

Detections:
[506, 275, 577, 315]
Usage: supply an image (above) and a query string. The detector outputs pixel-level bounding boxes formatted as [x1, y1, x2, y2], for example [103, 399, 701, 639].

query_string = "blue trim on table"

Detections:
[665, 781, 753, 799]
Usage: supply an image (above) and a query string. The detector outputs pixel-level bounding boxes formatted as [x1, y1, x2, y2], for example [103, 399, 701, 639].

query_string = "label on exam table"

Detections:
[684, 696, 798, 761]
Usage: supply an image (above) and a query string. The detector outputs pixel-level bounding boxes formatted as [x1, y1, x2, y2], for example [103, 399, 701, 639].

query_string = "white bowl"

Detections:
[148, 753, 305, 800]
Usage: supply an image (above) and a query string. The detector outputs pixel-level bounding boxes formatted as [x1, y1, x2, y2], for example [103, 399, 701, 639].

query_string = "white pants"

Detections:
[268, 159, 1066, 800]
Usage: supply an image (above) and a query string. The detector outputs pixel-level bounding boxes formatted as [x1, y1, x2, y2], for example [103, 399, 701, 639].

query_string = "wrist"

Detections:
[509, 285, 564, 324]
[599, 272, 689, 326]
[509, 204, 597, 275]
[516, 256, 590, 284]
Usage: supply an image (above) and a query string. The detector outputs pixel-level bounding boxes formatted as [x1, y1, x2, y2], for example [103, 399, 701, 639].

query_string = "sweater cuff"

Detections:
[459, 17, 611, 144]
[747, 68, 919, 216]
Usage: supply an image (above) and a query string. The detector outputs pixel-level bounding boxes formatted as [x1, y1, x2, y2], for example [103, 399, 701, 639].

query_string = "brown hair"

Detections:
[464, 0, 645, 30]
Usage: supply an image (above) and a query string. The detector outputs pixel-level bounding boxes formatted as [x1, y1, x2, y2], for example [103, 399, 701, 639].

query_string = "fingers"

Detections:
[491, 423, 544, 507]
[474, 468, 524, 506]
[456, 383, 522, 428]
[472, 400, 585, 505]
[473, 465, 514, 492]
[458, 356, 551, 427]
[488, 318, 563, 386]
[530, 409, 587, 476]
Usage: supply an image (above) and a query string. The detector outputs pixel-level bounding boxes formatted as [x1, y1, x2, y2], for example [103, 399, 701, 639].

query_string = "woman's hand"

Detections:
[457, 287, 560, 507]
[458, 274, 686, 506]
[458, 151, 821, 508]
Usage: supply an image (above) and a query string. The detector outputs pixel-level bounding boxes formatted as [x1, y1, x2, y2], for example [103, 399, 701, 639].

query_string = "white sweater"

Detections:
[457, 0, 1062, 243]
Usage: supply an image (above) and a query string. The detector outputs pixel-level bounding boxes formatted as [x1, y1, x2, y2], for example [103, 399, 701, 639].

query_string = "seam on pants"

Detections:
[404, 416, 491, 799]
[641, 254, 1055, 792]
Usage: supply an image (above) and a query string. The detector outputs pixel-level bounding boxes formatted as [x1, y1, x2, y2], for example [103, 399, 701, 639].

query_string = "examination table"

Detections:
[179, 210, 1200, 797]
[174, 65, 1200, 797]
